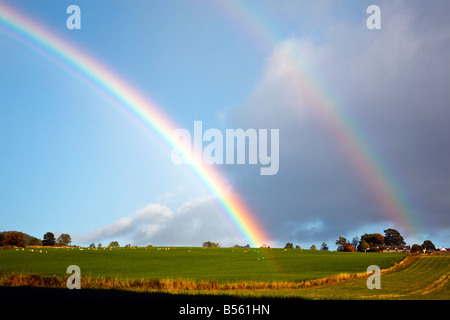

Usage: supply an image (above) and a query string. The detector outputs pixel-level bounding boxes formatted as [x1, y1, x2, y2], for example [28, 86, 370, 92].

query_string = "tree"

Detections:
[28, 236, 42, 246]
[108, 241, 120, 248]
[310, 244, 317, 250]
[98, 243, 102, 248]
[357, 240, 370, 252]
[422, 240, 435, 252]
[335, 237, 348, 252]
[4, 231, 25, 247]
[295, 245, 301, 250]
[360, 233, 384, 250]
[0, 233, 5, 246]
[42, 232, 56, 246]
[411, 244, 422, 253]
[89, 243, 96, 249]
[384, 228, 405, 247]
[320, 242, 329, 251]
[57, 233, 71, 246]
[284, 242, 294, 249]
[344, 244, 356, 252]
[351, 237, 359, 248]
[202, 241, 220, 248]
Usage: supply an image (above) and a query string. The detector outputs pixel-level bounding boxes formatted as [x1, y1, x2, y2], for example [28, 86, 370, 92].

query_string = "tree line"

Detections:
[0, 231, 124, 249]
[0, 231, 71, 247]
[283, 242, 329, 251]
[334, 228, 436, 253]
[1, 228, 439, 252]
[281, 228, 438, 253]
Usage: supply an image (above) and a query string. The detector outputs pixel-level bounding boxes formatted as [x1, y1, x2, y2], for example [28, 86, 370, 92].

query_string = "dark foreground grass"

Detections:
[1, 286, 433, 320]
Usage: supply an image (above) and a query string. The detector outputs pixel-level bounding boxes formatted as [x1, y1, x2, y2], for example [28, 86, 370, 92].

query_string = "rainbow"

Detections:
[0, 3, 270, 247]
[220, 0, 423, 234]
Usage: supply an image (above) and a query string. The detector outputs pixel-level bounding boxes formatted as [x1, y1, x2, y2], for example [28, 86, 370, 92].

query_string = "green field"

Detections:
[1, 247, 448, 299]
[0, 247, 405, 283]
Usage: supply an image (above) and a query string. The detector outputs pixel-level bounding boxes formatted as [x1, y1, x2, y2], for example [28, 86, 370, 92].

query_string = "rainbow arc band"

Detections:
[217, 0, 422, 234]
[0, 3, 269, 248]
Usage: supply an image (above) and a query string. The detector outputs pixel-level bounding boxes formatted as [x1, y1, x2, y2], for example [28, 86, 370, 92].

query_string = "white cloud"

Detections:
[79, 203, 172, 244]
[77, 194, 247, 247]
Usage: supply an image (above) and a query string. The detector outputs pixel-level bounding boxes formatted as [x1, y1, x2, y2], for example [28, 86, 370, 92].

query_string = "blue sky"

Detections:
[1, 0, 449, 249]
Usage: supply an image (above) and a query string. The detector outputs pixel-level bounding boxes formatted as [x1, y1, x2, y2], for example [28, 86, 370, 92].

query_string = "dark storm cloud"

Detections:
[227, 1, 450, 247]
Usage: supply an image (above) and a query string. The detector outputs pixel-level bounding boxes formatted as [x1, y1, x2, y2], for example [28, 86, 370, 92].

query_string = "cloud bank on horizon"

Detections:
[78, 196, 249, 247]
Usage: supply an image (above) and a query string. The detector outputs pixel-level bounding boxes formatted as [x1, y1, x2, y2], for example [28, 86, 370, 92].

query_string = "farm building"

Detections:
[383, 245, 410, 253]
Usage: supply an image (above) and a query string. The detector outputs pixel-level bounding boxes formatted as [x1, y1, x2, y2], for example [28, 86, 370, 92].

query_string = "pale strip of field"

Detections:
[234, 254, 449, 300]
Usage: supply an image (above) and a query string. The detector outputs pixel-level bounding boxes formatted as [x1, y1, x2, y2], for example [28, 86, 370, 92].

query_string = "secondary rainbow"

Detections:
[220, 0, 423, 234]
[0, 3, 269, 247]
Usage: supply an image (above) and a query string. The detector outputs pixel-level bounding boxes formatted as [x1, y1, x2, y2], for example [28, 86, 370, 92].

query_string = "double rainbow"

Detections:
[1, 1, 423, 246]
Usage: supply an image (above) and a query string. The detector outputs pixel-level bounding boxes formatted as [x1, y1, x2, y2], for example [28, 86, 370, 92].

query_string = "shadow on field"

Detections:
[0, 286, 249, 300]
[0, 286, 430, 319]
[0, 285, 306, 318]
